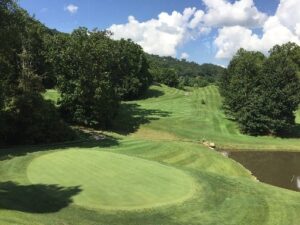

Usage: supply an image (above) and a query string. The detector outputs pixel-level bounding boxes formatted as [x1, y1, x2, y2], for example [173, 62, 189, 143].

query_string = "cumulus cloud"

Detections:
[109, 8, 207, 56]
[202, 0, 267, 28]
[214, 26, 260, 58]
[64, 4, 79, 14]
[180, 52, 190, 59]
[276, 0, 300, 32]
[214, 0, 300, 59]
[108, 0, 299, 60]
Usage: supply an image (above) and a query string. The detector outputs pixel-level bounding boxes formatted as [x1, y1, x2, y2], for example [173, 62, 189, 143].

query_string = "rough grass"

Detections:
[0, 85, 300, 225]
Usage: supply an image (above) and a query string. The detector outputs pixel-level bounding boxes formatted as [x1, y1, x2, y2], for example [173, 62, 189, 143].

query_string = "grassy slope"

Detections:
[27, 150, 196, 210]
[127, 85, 300, 151]
[0, 85, 300, 225]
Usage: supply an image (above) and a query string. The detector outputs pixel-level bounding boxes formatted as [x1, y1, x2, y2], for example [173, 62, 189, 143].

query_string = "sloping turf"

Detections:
[127, 85, 300, 151]
[27, 150, 196, 210]
[0, 85, 300, 225]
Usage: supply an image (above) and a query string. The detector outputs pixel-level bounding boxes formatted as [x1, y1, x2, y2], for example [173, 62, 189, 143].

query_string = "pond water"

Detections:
[227, 151, 300, 192]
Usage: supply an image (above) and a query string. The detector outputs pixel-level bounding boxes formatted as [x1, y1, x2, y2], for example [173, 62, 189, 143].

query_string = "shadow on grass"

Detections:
[137, 88, 165, 100]
[111, 103, 171, 135]
[0, 182, 81, 213]
[0, 134, 119, 161]
[277, 124, 300, 138]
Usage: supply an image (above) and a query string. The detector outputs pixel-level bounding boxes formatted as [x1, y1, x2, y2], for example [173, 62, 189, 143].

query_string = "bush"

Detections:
[1, 93, 76, 145]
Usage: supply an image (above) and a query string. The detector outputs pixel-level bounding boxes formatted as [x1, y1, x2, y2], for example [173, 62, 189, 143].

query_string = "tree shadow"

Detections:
[137, 88, 165, 100]
[0, 182, 81, 213]
[0, 134, 119, 161]
[277, 124, 300, 138]
[111, 103, 171, 135]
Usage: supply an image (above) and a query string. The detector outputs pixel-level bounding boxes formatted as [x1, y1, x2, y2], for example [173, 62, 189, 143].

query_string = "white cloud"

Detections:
[64, 4, 79, 14]
[180, 52, 190, 59]
[202, 0, 267, 28]
[109, 8, 206, 57]
[214, 26, 260, 59]
[276, 0, 300, 32]
[217, 64, 226, 68]
[108, 0, 300, 61]
[189, 10, 204, 29]
[214, 0, 300, 59]
[296, 24, 300, 37]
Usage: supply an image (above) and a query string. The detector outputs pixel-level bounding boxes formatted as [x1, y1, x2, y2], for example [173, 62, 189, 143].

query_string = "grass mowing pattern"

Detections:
[0, 85, 300, 225]
[27, 150, 195, 210]
[131, 85, 300, 151]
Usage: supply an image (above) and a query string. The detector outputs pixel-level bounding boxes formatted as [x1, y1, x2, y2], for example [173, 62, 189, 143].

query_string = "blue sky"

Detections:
[20, 0, 298, 66]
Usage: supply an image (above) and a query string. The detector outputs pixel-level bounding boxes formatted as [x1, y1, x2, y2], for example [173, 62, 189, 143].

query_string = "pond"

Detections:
[227, 151, 300, 192]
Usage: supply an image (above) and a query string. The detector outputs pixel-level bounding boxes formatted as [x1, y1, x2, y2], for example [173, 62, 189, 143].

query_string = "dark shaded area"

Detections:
[0, 182, 81, 213]
[277, 124, 300, 138]
[0, 134, 119, 161]
[223, 109, 300, 139]
[137, 88, 164, 100]
[228, 151, 300, 192]
[112, 103, 171, 135]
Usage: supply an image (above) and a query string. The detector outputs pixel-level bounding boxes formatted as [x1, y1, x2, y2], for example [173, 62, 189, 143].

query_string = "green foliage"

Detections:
[0, 1, 75, 145]
[1, 93, 75, 145]
[113, 39, 152, 100]
[182, 76, 210, 88]
[221, 44, 300, 135]
[46, 28, 119, 128]
[147, 54, 224, 88]
[46, 28, 152, 128]
[258, 44, 300, 134]
[220, 49, 266, 117]
[150, 68, 179, 87]
[1, 1, 153, 144]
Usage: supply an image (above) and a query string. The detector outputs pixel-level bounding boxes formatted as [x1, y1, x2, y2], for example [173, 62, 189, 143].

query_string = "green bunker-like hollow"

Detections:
[27, 150, 196, 211]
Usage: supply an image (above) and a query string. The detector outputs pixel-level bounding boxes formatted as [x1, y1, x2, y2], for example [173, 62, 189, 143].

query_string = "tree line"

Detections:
[146, 54, 225, 88]
[0, 1, 152, 145]
[220, 43, 300, 136]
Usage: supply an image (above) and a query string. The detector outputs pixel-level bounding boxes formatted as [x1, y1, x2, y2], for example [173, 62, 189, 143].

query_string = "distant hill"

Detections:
[146, 54, 225, 82]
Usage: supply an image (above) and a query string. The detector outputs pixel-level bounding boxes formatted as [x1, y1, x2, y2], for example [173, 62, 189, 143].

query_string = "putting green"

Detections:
[27, 150, 196, 210]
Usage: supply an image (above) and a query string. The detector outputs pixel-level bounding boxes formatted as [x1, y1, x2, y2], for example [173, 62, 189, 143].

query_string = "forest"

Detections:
[0, 0, 224, 146]
[146, 54, 225, 88]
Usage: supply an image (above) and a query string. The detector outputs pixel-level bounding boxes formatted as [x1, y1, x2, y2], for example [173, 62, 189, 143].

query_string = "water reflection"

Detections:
[227, 151, 300, 192]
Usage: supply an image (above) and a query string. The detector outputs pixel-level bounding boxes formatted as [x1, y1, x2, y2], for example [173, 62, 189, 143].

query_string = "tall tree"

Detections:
[220, 44, 300, 135]
[47, 28, 120, 128]
[112, 39, 152, 100]
[220, 49, 265, 118]
[258, 43, 300, 134]
[0, 1, 75, 145]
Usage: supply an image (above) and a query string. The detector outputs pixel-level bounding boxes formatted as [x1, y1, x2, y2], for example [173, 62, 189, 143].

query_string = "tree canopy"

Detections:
[147, 54, 225, 88]
[220, 43, 300, 136]
[0, 1, 154, 145]
[0, 0, 75, 145]
[46, 28, 152, 128]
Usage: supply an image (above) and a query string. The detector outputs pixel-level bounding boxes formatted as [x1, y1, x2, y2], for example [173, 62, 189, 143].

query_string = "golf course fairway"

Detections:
[1, 85, 300, 225]
[27, 150, 196, 210]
